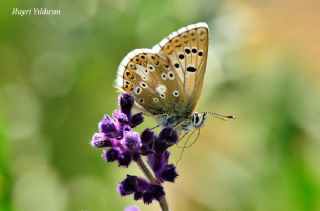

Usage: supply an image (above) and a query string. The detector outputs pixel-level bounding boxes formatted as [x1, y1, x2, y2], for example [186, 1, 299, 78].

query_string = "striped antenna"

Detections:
[204, 112, 236, 121]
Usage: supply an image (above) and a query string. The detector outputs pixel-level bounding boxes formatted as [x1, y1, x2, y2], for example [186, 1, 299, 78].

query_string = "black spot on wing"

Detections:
[186, 66, 197, 72]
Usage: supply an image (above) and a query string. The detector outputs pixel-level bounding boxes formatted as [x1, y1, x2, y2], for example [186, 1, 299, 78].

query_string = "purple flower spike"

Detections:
[91, 133, 112, 148]
[91, 93, 182, 210]
[99, 115, 117, 138]
[122, 131, 141, 151]
[119, 93, 135, 117]
[160, 164, 178, 182]
[130, 112, 144, 128]
[103, 148, 120, 162]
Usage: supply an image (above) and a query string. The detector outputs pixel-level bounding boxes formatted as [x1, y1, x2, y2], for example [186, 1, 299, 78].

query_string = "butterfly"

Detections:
[115, 22, 234, 132]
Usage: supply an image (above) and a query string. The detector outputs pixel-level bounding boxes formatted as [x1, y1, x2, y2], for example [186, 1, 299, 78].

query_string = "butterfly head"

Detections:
[187, 111, 235, 130]
[191, 112, 206, 128]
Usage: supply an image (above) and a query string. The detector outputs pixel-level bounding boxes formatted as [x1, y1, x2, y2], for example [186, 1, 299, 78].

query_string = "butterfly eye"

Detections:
[191, 48, 197, 54]
[198, 51, 204, 57]
[192, 113, 201, 125]
[147, 64, 155, 71]
[174, 63, 180, 68]
[153, 97, 159, 103]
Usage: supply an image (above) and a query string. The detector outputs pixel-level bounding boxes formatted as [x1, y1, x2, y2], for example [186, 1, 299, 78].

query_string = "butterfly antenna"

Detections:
[204, 112, 236, 121]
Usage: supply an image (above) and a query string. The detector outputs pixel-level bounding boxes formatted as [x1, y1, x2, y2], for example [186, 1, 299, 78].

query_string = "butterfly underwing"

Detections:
[115, 23, 210, 131]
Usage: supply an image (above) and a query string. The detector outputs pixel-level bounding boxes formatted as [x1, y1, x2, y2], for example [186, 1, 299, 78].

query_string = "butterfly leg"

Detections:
[175, 128, 196, 165]
[150, 125, 160, 130]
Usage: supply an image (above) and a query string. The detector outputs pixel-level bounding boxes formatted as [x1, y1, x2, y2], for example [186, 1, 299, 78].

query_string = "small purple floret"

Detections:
[122, 131, 141, 151]
[119, 93, 135, 117]
[160, 164, 179, 182]
[91, 133, 112, 148]
[141, 129, 155, 144]
[103, 148, 120, 162]
[118, 151, 132, 167]
[98, 115, 117, 138]
[158, 127, 179, 145]
[113, 109, 129, 124]
[130, 112, 144, 128]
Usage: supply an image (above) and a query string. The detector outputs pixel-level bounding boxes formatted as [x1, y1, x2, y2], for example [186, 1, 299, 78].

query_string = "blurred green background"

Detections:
[1, 0, 320, 210]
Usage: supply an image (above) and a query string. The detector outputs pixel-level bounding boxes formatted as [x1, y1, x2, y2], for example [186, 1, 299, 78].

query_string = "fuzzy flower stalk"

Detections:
[91, 94, 179, 211]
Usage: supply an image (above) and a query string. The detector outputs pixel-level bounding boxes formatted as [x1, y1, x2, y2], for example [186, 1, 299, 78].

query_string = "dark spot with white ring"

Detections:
[178, 54, 185, 60]
[185, 48, 191, 54]
[141, 82, 147, 88]
[174, 63, 179, 68]
[187, 66, 197, 72]
[192, 48, 197, 53]
[198, 51, 203, 57]
[172, 90, 179, 97]
[161, 73, 167, 80]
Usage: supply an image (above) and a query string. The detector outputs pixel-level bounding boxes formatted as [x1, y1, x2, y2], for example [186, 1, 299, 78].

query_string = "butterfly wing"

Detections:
[115, 23, 209, 118]
[157, 23, 209, 114]
[116, 48, 186, 116]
